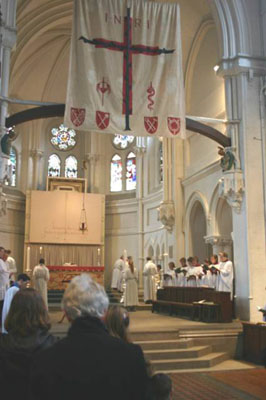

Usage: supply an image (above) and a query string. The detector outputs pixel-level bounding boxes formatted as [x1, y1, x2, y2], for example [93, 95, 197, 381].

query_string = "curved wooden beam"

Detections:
[5, 105, 231, 147]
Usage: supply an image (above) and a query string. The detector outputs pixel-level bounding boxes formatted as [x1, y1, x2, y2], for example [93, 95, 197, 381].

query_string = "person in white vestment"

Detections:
[198, 259, 211, 287]
[155, 264, 163, 290]
[175, 257, 187, 287]
[217, 252, 234, 300]
[124, 256, 138, 311]
[0, 247, 9, 324]
[111, 256, 124, 290]
[33, 258, 50, 309]
[5, 250, 17, 283]
[186, 257, 201, 287]
[143, 257, 157, 303]
[209, 254, 219, 289]
[163, 262, 176, 287]
[1, 273, 30, 333]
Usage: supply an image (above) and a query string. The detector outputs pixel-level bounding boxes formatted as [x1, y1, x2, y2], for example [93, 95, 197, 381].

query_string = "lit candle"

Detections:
[40, 246, 43, 255]
[97, 248, 101, 256]
[26, 246, 31, 272]
[97, 248, 101, 266]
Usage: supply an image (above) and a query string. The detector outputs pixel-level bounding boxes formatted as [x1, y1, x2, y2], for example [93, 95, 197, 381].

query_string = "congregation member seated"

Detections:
[105, 305, 130, 343]
[29, 274, 148, 400]
[0, 288, 57, 400]
[146, 373, 172, 400]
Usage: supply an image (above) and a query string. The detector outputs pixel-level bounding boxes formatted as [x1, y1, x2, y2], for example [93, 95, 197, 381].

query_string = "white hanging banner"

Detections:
[64, 0, 186, 138]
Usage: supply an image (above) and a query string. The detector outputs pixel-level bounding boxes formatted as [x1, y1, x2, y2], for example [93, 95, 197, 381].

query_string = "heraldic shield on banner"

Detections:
[96, 111, 110, 130]
[144, 117, 158, 134]
[71, 107, 85, 127]
[167, 117, 181, 136]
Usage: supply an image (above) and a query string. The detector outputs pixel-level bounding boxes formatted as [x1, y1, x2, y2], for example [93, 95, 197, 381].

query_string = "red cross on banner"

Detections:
[64, 0, 185, 139]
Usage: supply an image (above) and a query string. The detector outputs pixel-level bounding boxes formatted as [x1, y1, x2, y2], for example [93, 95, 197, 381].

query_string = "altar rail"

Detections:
[153, 287, 233, 323]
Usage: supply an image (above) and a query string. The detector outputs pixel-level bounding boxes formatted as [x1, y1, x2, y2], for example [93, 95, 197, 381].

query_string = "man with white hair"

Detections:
[30, 274, 148, 400]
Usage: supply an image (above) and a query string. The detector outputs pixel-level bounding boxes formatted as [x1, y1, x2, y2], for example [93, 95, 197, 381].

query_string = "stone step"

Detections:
[144, 346, 212, 360]
[135, 338, 194, 350]
[130, 330, 179, 341]
[150, 352, 229, 371]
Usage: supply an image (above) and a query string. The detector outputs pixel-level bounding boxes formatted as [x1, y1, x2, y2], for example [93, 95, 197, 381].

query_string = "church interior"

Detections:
[1, 0, 266, 397]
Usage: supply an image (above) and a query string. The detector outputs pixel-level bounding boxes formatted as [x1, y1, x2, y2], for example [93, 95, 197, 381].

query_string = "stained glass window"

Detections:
[112, 134, 134, 149]
[126, 152, 136, 191]
[65, 156, 78, 178]
[110, 154, 122, 192]
[48, 154, 61, 177]
[5, 146, 16, 186]
[159, 141, 163, 183]
[51, 124, 76, 151]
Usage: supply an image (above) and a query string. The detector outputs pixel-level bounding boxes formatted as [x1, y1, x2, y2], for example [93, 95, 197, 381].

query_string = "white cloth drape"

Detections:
[65, 0, 185, 139]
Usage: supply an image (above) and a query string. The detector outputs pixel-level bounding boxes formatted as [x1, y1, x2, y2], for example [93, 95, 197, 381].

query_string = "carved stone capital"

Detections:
[85, 153, 99, 163]
[133, 145, 146, 156]
[158, 200, 175, 232]
[0, 184, 7, 217]
[219, 170, 244, 213]
[204, 235, 232, 247]
[30, 149, 43, 160]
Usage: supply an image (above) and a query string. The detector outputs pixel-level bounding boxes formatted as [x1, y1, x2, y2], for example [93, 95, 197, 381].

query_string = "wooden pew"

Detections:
[152, 286, 232, 323]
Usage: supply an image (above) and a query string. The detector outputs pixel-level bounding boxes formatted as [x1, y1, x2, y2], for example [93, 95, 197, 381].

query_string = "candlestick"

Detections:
[97, 248, 101, 266]
[40, 246, 43, 255]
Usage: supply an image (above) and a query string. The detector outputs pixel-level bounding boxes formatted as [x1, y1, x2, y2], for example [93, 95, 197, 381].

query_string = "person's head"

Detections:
[2, 250, 8, 261]
[62, 274, 109, 322]
[5, 249, 11, 255]
[146, 373, 172, 400]
[105, 305, 130, 343]
[168, 262, 175, 270]
[4, 288, 51, 336]
[146, 257, 151, 262]
[0, 246, 5, 259]
[187, 256, 193, 266]
[17, 273, 31, 289]
[39, 258, 45, 264]
[157, 264, 162, 272]
[192, 256, 199, 266]
[219, 252, 228, 262]
[210, 254, 218, 264]
[179, 257, 186, 267]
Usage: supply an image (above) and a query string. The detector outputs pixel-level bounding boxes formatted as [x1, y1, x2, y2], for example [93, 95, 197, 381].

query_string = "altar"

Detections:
[47, 265, 104, 290]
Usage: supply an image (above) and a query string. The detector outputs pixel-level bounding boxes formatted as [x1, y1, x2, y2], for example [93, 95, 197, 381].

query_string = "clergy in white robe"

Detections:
[5, 250, 17, 282]
[217, 252, 234, 300]
[0, 247, 9, 320]
[124, 257, 138, 309]
[111, 256, 124, 290]
[1, 273, 30, 333]
[143, 257, 157, 303]
[33, 258, 50, 308]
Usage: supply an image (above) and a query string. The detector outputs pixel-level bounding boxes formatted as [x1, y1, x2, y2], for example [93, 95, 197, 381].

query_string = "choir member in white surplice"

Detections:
[186, 257, 201, 287]
[163, 262, 176, 287]
[124, 257, 138, 311]
[208, 254, 219, 289]
[198, 259, 211, 287]
[111, 256, 124, 290]
[217, 252, 234, 300]
[175, 258, 187, 287]
[33, 258, 50, 309]
[143, 257, 157, 303]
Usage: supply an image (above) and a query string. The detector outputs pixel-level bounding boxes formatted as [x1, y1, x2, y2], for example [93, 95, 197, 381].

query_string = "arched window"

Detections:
[126, 152, 136, 191]
[5, 146, 17, 186]
[110, 154, 122, 192]
[48, 154, 61, 177]
[65, 156, 78, 178]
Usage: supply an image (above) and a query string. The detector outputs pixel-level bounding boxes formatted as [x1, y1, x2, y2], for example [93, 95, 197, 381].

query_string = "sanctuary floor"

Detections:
[49, 311, 265, 399]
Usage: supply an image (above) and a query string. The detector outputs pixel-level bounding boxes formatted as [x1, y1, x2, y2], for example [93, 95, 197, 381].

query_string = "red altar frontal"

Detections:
[47, 266, 104, 290]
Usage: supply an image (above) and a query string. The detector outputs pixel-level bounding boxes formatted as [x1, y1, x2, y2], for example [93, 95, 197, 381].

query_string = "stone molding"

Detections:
[219, 169, 244, 213]
[158, 200, 175, 232]
[0, 184, 7, 217]
[204, 235, 232, 246]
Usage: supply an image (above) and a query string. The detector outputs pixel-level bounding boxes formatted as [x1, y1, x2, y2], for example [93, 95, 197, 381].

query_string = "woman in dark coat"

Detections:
[0, 288, 57, 400]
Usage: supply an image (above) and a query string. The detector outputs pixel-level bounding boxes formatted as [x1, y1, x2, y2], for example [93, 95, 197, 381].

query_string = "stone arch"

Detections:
[185, 191, 209, 261]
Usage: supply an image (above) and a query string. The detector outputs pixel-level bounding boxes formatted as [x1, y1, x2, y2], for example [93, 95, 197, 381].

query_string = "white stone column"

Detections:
[135, 138, 146, 288]
[0, 1, 17, 184]
[218, 62, 266, 321]
[30, 150, 44, 190]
